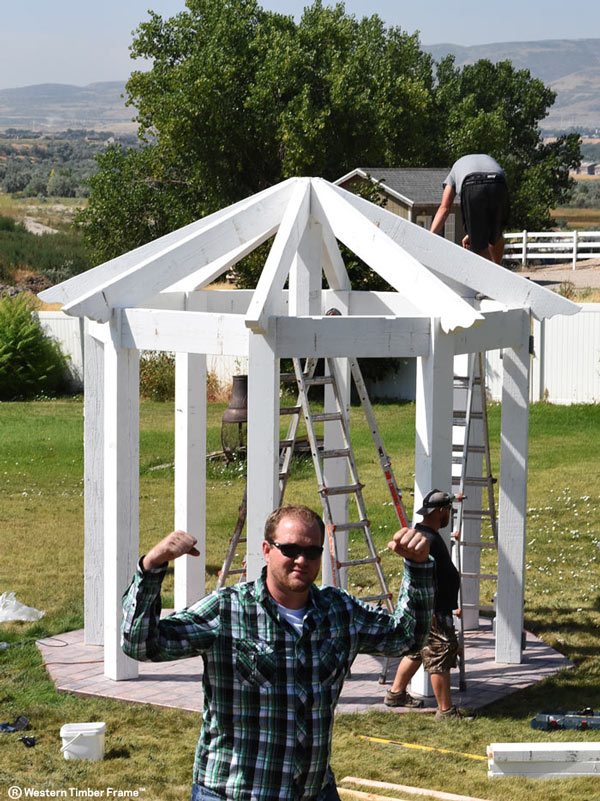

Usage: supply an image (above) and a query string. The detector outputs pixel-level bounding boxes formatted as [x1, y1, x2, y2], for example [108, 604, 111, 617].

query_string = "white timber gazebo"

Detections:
[40, 176, 579, 683]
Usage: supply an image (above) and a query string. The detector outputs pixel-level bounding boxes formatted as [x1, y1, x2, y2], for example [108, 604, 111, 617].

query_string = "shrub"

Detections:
[139, 351, 176, 401]
[139, 351, 226, 402]
[0, 294, 71, 400]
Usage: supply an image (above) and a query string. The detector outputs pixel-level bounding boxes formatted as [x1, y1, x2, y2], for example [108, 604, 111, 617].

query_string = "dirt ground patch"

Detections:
[515, 258, 600, 291]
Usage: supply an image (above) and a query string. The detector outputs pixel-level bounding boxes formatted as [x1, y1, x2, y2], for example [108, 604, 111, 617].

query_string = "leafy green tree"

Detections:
[80, 0, 581, 267]
[432, 57, 581, 229]
[79, 0, 437, 263]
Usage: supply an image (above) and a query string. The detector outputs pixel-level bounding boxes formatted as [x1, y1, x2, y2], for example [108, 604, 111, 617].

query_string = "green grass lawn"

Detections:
[1, 398, 599, 801]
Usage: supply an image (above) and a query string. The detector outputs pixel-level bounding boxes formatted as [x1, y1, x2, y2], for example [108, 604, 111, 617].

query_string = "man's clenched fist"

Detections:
[142, 530, 200, 571]
[387, 527, 430, 563]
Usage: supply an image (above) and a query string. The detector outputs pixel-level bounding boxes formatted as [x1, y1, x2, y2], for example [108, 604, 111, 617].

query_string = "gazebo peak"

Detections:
[40, 176, 578, 329]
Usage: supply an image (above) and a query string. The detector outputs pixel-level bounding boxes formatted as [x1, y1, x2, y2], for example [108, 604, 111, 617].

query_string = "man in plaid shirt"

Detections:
[122, 505, 435, 801]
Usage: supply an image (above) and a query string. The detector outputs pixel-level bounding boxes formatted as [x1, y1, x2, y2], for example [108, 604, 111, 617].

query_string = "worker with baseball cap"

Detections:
[384, 489, 473, 721]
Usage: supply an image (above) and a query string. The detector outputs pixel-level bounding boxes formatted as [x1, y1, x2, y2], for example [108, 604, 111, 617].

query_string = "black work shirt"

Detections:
[415, 523, 460, 614]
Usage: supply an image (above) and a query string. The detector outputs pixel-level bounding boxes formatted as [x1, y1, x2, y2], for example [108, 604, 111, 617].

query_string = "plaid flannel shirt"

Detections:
[122, 559, 434, 801]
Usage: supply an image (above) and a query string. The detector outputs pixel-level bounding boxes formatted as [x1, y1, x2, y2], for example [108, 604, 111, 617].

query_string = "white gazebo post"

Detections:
[496, 310, 531, 663]
[83, 323, 104, 645]
[103, 315, 140, 680]
[246, 326, 280, 579]
[174, 350, 207, 608]
[410, 320, 454, 697]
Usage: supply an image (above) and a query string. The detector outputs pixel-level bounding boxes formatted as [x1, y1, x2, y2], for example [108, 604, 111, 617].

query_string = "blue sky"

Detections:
[2, 0, 599, 90]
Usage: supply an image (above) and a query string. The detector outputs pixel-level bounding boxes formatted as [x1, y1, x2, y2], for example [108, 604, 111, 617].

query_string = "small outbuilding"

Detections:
[40, 176, 578, 683]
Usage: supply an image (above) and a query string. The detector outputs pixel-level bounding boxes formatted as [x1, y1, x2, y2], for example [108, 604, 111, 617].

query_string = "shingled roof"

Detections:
[336, 167, 451, 206]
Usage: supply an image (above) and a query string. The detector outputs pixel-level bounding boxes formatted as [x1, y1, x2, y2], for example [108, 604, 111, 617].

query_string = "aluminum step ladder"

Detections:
[451, 351, 498, 688]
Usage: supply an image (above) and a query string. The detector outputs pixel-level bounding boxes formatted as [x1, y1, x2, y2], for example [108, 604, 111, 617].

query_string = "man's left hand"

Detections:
[387, 527, 430, 562]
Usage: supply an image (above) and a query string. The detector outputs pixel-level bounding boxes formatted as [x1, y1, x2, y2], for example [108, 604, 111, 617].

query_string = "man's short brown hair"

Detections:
[264, 505, 325, 545]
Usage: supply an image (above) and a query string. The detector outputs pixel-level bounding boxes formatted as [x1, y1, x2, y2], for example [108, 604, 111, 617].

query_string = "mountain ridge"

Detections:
[2, 38, 600, 133]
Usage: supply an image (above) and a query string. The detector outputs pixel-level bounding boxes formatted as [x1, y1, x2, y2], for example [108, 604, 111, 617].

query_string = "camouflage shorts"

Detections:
[405, 612, 459, 673]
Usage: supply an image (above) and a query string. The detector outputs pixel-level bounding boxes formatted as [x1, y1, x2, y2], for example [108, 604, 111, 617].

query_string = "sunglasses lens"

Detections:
[274, 543, 323, 560]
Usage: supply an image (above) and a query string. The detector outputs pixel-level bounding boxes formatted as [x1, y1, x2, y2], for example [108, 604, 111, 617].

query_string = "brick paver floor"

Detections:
[38, 619, 571, 715]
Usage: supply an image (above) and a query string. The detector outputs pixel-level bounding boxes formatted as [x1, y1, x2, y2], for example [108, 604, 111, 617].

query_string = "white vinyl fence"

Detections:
[486, 304, 600, 404]
[504, 230, 600, 269]
[39, 306, 600, 404]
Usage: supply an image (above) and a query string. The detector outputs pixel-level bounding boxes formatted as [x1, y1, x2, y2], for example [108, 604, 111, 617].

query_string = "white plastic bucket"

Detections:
[60, 722, 106, 760]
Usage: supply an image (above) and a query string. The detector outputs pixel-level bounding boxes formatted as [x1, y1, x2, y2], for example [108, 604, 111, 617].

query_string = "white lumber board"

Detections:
[488, 742, 600, 761]
[63, 180, 297, 323]
[165, 227, 277, 292]
[310, 186, 352, 291]
[347, 290, 422, 316]
[188, 289, 254, 315]
[246, 328, 280, 579]
[495, 312, 530, 664]
[322, 342, 351, 587]
[103, 326, 139, 680]
[411, 319, 454, 697]
[120, 309, 249, 356]
[488, 761, 600, 778]
[452, 308, 530, 354]
[245, 179, 311, 333]
[328, 180, 580, 321]
[39, 178, 295, 306]
[341, 777, 492, 801]
[275, 316, 430, 358]
[83, 326, 104, 645]
[174, 352, 206, 609]
[289, 214, 322, 317]
[312, 179, 483, 334]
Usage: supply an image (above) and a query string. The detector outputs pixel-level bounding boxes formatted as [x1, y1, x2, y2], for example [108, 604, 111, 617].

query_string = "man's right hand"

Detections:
[387, 527, 430, 563]
[142, 530, 200, 571]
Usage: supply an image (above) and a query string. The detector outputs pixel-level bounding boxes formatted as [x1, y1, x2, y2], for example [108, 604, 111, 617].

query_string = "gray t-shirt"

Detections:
[444, 154, 505, 197]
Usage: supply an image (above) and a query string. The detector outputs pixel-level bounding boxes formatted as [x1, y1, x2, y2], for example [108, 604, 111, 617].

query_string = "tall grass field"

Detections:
[0, 398, 599, 801]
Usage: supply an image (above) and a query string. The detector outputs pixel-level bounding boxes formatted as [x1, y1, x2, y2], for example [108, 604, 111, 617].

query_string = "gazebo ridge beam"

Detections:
[40, 178, 296, 308]
[312, 179, 483, 334]
[332, 181, 580, 321]
[63, 179, 299, 323]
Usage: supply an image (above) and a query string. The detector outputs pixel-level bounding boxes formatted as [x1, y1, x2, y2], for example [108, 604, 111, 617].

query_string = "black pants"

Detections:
[460, 173, 510, 253]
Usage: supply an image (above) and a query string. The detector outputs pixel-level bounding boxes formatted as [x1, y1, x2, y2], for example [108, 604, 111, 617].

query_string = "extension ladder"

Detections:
[451, 351, 498, 688]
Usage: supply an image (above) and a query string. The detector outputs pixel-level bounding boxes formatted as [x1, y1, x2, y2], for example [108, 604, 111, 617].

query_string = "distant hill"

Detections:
[0, 82, 136, 133]
[2, 39, 600, 133]
[423, 38, 600, 131]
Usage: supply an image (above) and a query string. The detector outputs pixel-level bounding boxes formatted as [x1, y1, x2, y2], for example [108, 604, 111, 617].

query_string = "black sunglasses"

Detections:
[270, 541, 324, 561]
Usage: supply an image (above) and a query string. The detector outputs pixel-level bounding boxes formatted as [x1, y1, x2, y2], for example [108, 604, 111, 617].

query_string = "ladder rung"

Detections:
[279, 438, 294, 449]
[332, 520, 370, 532]
[221, 567, 245, 576]
[280, 405, 301, 416]
[452, 444, 486, 454]
[452, 476, 495, 486]
[305, 376, 334, 387]
[454, 377, 482, 386]
[461, 572, 497, 580]
[338, 556, 380, 568]
[321, 448, 351, 459]
[462, 509, 494, 519]
[453, 411, 483, 422]
[312, 412, 343, 423]
[462, 603, 495, 612]
[357, 593, 392, 604]
[279, 372, 297, 384]
[460, 541, 497, 549]
[320, 483, 363, 496]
